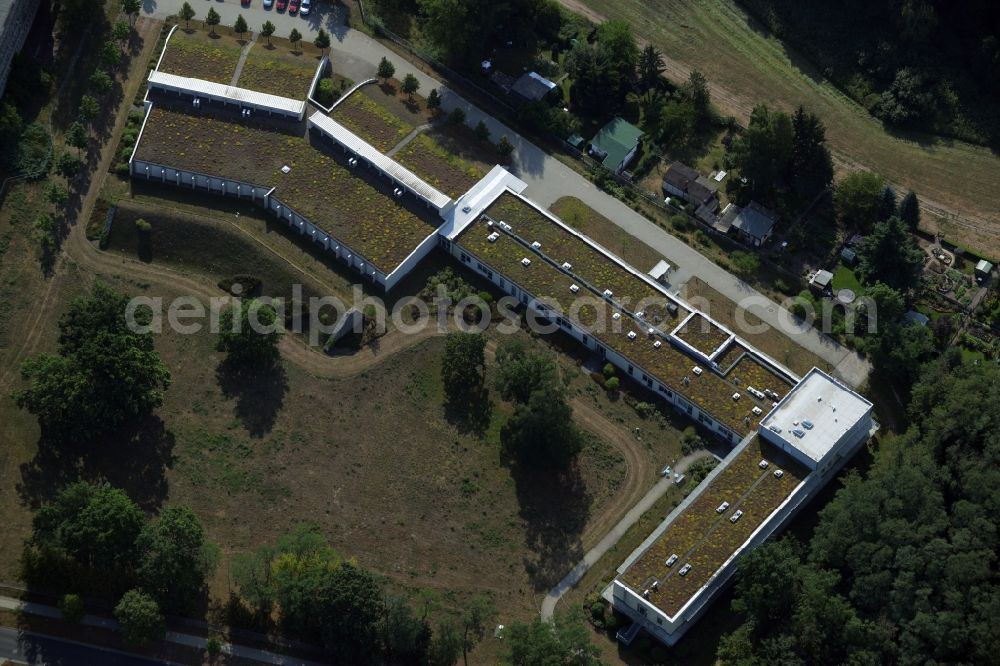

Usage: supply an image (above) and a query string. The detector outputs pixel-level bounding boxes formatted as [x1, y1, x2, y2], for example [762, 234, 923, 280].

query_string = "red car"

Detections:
[276, 0, 288, 10]
[288, 0, 299, 13]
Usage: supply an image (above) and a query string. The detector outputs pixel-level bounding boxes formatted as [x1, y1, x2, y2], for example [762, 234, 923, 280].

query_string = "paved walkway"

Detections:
[230, 34, 258, 87]
[386, 123, 431, 158]
[0, 596, 326, 666]
[139, 1, 870, 388]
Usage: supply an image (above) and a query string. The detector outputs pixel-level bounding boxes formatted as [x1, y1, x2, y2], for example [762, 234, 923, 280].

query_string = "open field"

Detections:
[682, 277, 832, 377]
[560, 0, 1000, 259]
[157, 26, 243, 84]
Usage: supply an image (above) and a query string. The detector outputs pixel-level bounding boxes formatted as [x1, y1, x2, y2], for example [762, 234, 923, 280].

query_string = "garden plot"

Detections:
[331, 91, 414, 152]
[157, 28, 242, 84]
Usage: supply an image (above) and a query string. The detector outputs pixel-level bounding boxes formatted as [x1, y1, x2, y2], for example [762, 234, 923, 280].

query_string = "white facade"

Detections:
[0, 0, 38, 97]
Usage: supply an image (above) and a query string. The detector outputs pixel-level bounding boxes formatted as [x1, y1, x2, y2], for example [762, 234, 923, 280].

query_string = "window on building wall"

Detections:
[582, 335, 588, 345]
[627, 364, 634, 375]
[499, 278, 505, 288]
[656, 617, 663, 626]
[460, 253, 469, 263]
[642, 373, 649, 382]
[638, 606, 647, 617]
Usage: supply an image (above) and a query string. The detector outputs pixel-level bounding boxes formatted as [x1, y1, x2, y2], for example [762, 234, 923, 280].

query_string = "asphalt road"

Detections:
[0, 626, 174, 666]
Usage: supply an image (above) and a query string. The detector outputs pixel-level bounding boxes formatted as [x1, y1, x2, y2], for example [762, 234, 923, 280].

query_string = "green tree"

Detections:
[206, 636, 222, 662]
[205, 7, 221, 36]
[898, 190, 920, 232]
[877, 185, 897, 222]
[380, 595, 432, 664]
[115, 589, 165, 647]
[496, 135, 514, 160]
[728, 104, 793, 197]
[216, 299, 282, 366]
[233, 14, 248, 40]
[565, 42, 614, 116]
[596, 19, 638, 88]
[474, 120, 490, 142]
[0, 101, 22, 159]
[460, 595, 495, 666]
[13, 282, 171, 439]
[860, 282, 906, 324]
[314, 78, 335, 106]
[731, 250, 760, 280]
[441, 332, 486, 407]
[79, 95, 100, 125]
[504, 606, 603, 665]
[637, 44, 664, 90]
[502, 382, 581, 469]
[55, 152, 82, 181]
[865, 319, 935, 391]
[377, 56, 395, 82]
[179, 2, 195, 29]
[113, 19, 129, 45]
[833, 171, 884, 231]
[682, 70, 711, 120]
[857, 216, 924, 292]
[448, 106, 466, 125]
[401, 72, 420, 100]
[307, 563, 385, 660]
[59, 593, 85, 623]
[427, 87, 441, 110]
[122, 0, 141, 26]
[32, 482, 144, 572]
[289, 28, 302, 49]
[100, 40, 120, 70]
[653, 99, 696, 147]
[494, 339, 556, 404]
[88, 70, 113, 96]
[46, 182, 68, 208]
[260, 20, 275, 46]
[790, 105, 833, 199]
[314, 28, 330, 55]
[428, 621, 462, 666]
[136, 506, 216, 613]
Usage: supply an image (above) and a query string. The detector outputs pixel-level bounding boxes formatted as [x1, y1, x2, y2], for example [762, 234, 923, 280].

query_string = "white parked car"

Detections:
[300, 0, 311, 15]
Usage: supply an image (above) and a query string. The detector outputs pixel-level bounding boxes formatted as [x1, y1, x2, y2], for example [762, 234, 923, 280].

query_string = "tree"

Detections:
[834, 171, 884, 231]
[877, 185, 897, 222]
[460, 595, 494, 666]
[13, 282, 171, 439]
[380, 595, 432, 664]
[216, 299, 281, 366]
[504, 607, 603, 665]
[865, 318, 935, 391]
[448, 107, 465, 125]
[790, 106, 833, 199]
[474, 120, 490, 142]
[100, 39, 120, 70]
[66, 122, 88, 156]
[401, 73, 420, 100]
[683, 70, 711, 120]
[637, 44, 665, 90]
[260, 20, 275, 46]
[113, 20, 130, 46]
[314, 78, 335, 106]
[115, 589, 165, 647]
[496, 135, 514, 160]
[314, 28, 330, 55]
[857, 216, 924, 292]
[79, 95, 100, 125]
[898, 190, 920, 232]
[88, 70, 113, 96]
[179, 2, 195, 29]
[596, 19, 638, 89]
[565, 42, 615, 117]
[493, 339, 556, 405]
[441, 332, 485, 408]
[32, 482, 144, 572]
[427, 88, 441, 110]
[46, 182, 68, 207]
[205, 7, 221, 36]
[428, 621, 462, 666]
[377, 56, 395, 82]
[728, 104, 793, 197]
[55, 152, 81, 181]
[59, 593, 85, 623]
[122, 0, 141, 26]
[233, 14, 248, 40]
[288, 28, 302, 50]
[0, 101, 22, 159]
[653, 99, 696, 147]
[502, 382, 581, 469]
[860, 282, 906, 324]
[731, 250, 760, 280]
[136, 506, 216, 613]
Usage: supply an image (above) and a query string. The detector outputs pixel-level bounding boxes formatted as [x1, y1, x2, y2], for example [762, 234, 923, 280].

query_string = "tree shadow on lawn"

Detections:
[17, 415, 176, 512]
[509, 461, 591, 591]
[444, 386, 493, 436]
[215, 357, 288, 438]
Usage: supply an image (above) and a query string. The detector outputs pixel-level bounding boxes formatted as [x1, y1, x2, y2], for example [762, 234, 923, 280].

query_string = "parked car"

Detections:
[263, 0, 273, 7]
[241, 0, 251, 6]
[288, 0, 299, 13]
[276, 0, 287, 10]
[299, 0, 311, 15]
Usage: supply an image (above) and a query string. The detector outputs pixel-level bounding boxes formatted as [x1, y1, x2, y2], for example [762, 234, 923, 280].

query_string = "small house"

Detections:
[810, 270, 834, 295]
[729, 201, 777, 247]
[588, 118, 643, 174]
[510, 71, 557, 104]
[975, 259, 993, 282]
[840, 247, 857, 266]
[662, 161, 719, 211]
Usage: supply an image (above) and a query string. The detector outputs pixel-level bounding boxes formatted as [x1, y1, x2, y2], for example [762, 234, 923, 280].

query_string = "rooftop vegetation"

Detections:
[331, 90, 415, 153]
[395, 133, 484, 199]
[236, 45, 321, 99]
[714, 342, 748, 372]
[620, 436, 807, 615]
[675, 314, 731, 355]
[726, 355, 794, 399]
[157, 28, 242, 84]
[133, 107, 439, 272]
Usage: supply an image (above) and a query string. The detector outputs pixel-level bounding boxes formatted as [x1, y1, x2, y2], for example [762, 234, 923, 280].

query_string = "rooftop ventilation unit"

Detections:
[653, 340, 662, 349]
[732, 392, 741, 401]
[487, 232, 500, 243]
[772, 401, 779, 408]
[627, 331, 637, 340]
[569, 284, 580, 294]
[692, 366, 703, 376]
[647, 327, 655, 337]
[642, 589, 650, 599]
[769, 424, 782, 434]
[764, 388, 778, 400]
[612, 312, 621, 321]
[752, 406, 763, 416]
[682, 376, 690, 386]
[716, 501, 730, 514]
[730, 510, 744, 523]
[462, 204, 472, 213]
[802, 420, 814, 429]
[281, 165, 291, 174]
[521, 257, 531, 267]
[773, 469, 784, 479]
[486, 220, 494, 227]
[531, 241, 542, 251]
[651, 580, 659, 590]
[561, 262, 572, 271]
[758, 460, 769, 469]
[666, 554, 678, 567]
[792, 428, 805, 438]
[636, 310, 645, 318]
[499, 221, 512, 232]
[679, 564, 692, 577]
[748, 386, 765, 400]
[603, 289, 613, 299]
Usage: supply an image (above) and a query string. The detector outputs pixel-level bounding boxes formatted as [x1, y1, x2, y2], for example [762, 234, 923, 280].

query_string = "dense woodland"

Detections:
[739, 0, 1000, 147]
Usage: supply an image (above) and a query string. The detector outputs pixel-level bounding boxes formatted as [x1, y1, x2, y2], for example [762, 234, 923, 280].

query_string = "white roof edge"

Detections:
[439, 165, 527, 241]
[147, 70, 306, 115]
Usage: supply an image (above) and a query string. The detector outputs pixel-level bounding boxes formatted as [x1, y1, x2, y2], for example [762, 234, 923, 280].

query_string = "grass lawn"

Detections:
[332, 88, 415, 152]
[550, 196, 676, 274]
[157, 26, 243, 84]
[237, 40, 323, 99]
[682, 277, 832, 377]
[570, 0, 1000, 259]
[832, 265, 862, 293]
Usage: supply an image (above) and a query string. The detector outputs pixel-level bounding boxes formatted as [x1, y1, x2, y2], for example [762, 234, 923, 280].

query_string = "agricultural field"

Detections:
[237, 40, 323, 99]
[331, 89, 415, 152]
[561, 0, 1000, 259]
[156, 26, 243, 84]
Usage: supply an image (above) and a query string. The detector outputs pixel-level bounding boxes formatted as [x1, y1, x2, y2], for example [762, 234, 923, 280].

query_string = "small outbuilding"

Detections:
[904, 310, 929, 327]
[728, 201, 777, 247]
[649, 259, 673, 284]
[810, 269, 834, 294]
[510, 71, 557, 104]
[976, 259, 993, 281]
[588, 117, 643, 174]
[662, 161, 718, 210]
[840, 247, 857, 266]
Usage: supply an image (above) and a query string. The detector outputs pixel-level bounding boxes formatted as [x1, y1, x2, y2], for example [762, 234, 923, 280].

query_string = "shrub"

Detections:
[59, 593, 85, 623]
[315, 78, 335, 107]
[602, 362, 615, 378]
[135, 218, 151, 232]
[605, 376, 620, 392]
[634, 401, 655, 419]
[115, 589, 165, 647]
[448, 107, 466, 125]
[670, 214, 690, 232]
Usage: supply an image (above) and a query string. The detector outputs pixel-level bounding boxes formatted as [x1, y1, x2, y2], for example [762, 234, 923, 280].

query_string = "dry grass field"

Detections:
[559, 0, 1000, 259]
